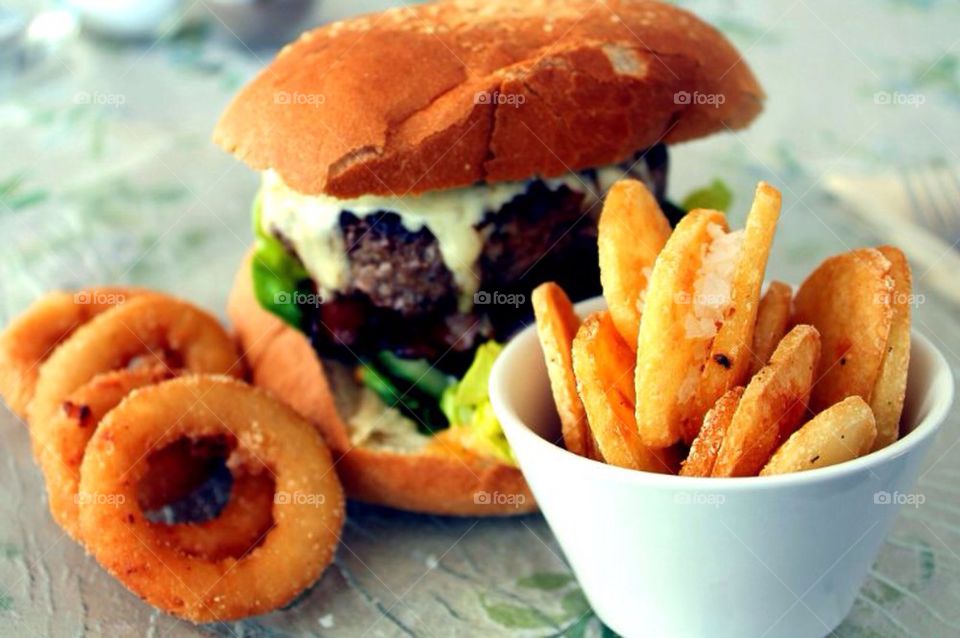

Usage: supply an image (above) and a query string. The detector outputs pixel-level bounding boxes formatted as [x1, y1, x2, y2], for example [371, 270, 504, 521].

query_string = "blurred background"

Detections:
[0, 0, 401, 319]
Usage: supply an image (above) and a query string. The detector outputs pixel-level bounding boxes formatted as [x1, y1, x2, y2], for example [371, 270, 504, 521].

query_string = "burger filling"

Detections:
[251, 145, 674, 458]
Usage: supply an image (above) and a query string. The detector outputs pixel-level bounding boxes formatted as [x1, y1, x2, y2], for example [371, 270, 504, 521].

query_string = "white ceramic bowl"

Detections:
[490, 297, 953, 638]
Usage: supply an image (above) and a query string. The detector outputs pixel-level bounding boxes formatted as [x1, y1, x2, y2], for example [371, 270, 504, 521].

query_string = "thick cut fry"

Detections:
[792, 248, 893, 413]
[573, 312, 675, 472]
[681, 386, 744, 477]
[870, 246, 912, 450]
[690, 182, 781, 441]
[634, 209, 729, 448]
[598, 179, 672, 348]
[760, 396, 877, 475]
[532, 283, 594, 459]
[712, 325, 820, 477]
[749, 281, 793, 376]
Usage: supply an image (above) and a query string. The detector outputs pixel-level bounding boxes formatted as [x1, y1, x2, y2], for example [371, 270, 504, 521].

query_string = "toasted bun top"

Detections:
[214, 0, 763, 198]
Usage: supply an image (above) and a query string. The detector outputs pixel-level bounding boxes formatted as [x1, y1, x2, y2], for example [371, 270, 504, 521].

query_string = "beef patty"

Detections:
[300, 146, 670, 373]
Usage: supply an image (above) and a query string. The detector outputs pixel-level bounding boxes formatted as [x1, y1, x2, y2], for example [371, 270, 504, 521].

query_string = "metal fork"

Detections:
[901, 166, 960, 250]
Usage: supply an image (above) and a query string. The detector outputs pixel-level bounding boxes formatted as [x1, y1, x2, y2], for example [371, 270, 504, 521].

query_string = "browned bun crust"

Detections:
[337, 444, 535, 516]
[214, 0, 763, 198]
[227, 254, 351, 452]
[228, 252, 536, 515]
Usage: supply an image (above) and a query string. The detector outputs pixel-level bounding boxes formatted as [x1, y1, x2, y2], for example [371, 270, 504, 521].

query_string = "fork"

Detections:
[901, 166, 960, 250]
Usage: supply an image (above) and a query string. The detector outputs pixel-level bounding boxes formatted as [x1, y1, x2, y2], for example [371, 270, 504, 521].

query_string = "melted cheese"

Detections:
[259, 165, 640, 308]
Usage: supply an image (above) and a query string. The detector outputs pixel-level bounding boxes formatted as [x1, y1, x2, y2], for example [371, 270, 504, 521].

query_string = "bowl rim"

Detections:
[491, 296, 954, 491]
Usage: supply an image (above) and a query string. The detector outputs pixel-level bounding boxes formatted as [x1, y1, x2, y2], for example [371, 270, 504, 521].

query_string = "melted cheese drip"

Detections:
[259, 165, 638, 308]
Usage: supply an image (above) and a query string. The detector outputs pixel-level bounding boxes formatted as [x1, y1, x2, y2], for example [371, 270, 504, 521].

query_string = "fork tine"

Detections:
[923, 171, 953, 231]
[899, 168, 960, 248]
[903, 170, 937, 230]
[916, 170, 952, 235]
[946, 167, 960, 209]
[940, 168, 960, 245]
[900, 169, 925, 222]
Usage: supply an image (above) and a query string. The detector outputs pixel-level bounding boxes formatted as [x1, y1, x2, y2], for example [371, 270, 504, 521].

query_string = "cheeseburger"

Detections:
[216, 0, 763, 515]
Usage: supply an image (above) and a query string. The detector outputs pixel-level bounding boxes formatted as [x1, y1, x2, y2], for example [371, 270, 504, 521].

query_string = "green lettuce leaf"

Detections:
[440, 342, 515, 463]
[681, 179, 733, 213]
[377, 351, 454, 399]
[250, 194, 310, 327]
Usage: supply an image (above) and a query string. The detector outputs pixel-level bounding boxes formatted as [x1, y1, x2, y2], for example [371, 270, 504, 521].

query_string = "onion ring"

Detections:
[35, 365, 250, 545]
[37, 365, 176, 540]
[79, 375, 344, 622]
[37, 365, 275, 556]
[137, 436, 224, 512]
[152, 470, 276, 561]
[0, 287, 145, 419]
[28, 294, 242, 439]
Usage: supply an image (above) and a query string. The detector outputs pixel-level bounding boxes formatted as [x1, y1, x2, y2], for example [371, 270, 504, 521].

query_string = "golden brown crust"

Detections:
[0, 287, 148, 419]
[339, 445, 536, 516]
[227, 251, 536, 515]
[214, 0, 763, 198]
[227, 253, 352, 452]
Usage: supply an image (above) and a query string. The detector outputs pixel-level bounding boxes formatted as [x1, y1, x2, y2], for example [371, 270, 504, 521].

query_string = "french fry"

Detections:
[749, 281, 792, 376]
[690, 182, 781, 441]
[870, 246, 912, 450]
[681, 386, 744, 477]
[532, 283, 595, 459]
[572, 311, 675, 472]
[792, 248, 893, 413]
[598, 179, 672, 348]
[533, 178, 916, 480]
[634, 209, 728, 448]
[760, 396, 877, 475]
[712, 325, 820, 477]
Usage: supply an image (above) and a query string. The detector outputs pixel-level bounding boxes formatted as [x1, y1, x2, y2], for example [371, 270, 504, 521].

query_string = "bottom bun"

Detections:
[228, 251, 536, 516]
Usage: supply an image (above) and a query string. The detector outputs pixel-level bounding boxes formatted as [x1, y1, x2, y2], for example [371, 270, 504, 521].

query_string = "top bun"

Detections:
[214, 0, 763, 198]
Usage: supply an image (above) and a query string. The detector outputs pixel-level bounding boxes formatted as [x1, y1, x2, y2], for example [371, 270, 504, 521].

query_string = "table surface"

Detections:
[1, 1, 959, 636]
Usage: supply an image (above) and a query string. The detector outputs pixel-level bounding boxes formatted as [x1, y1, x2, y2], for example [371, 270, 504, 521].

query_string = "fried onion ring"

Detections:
[36, 365, 177, 540]
[78, 375, 344, 622]
[28, 294, 242, 439]
[137, 436, 224, 512]
[36, 365, 260, 551]
[152, 470, 276, 561]
[0, 287, 145, 419]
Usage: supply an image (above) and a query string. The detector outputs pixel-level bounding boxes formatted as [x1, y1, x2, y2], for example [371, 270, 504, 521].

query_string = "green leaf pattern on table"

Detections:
[517, 572, 575, 591]
[481, 572, 618, 636]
